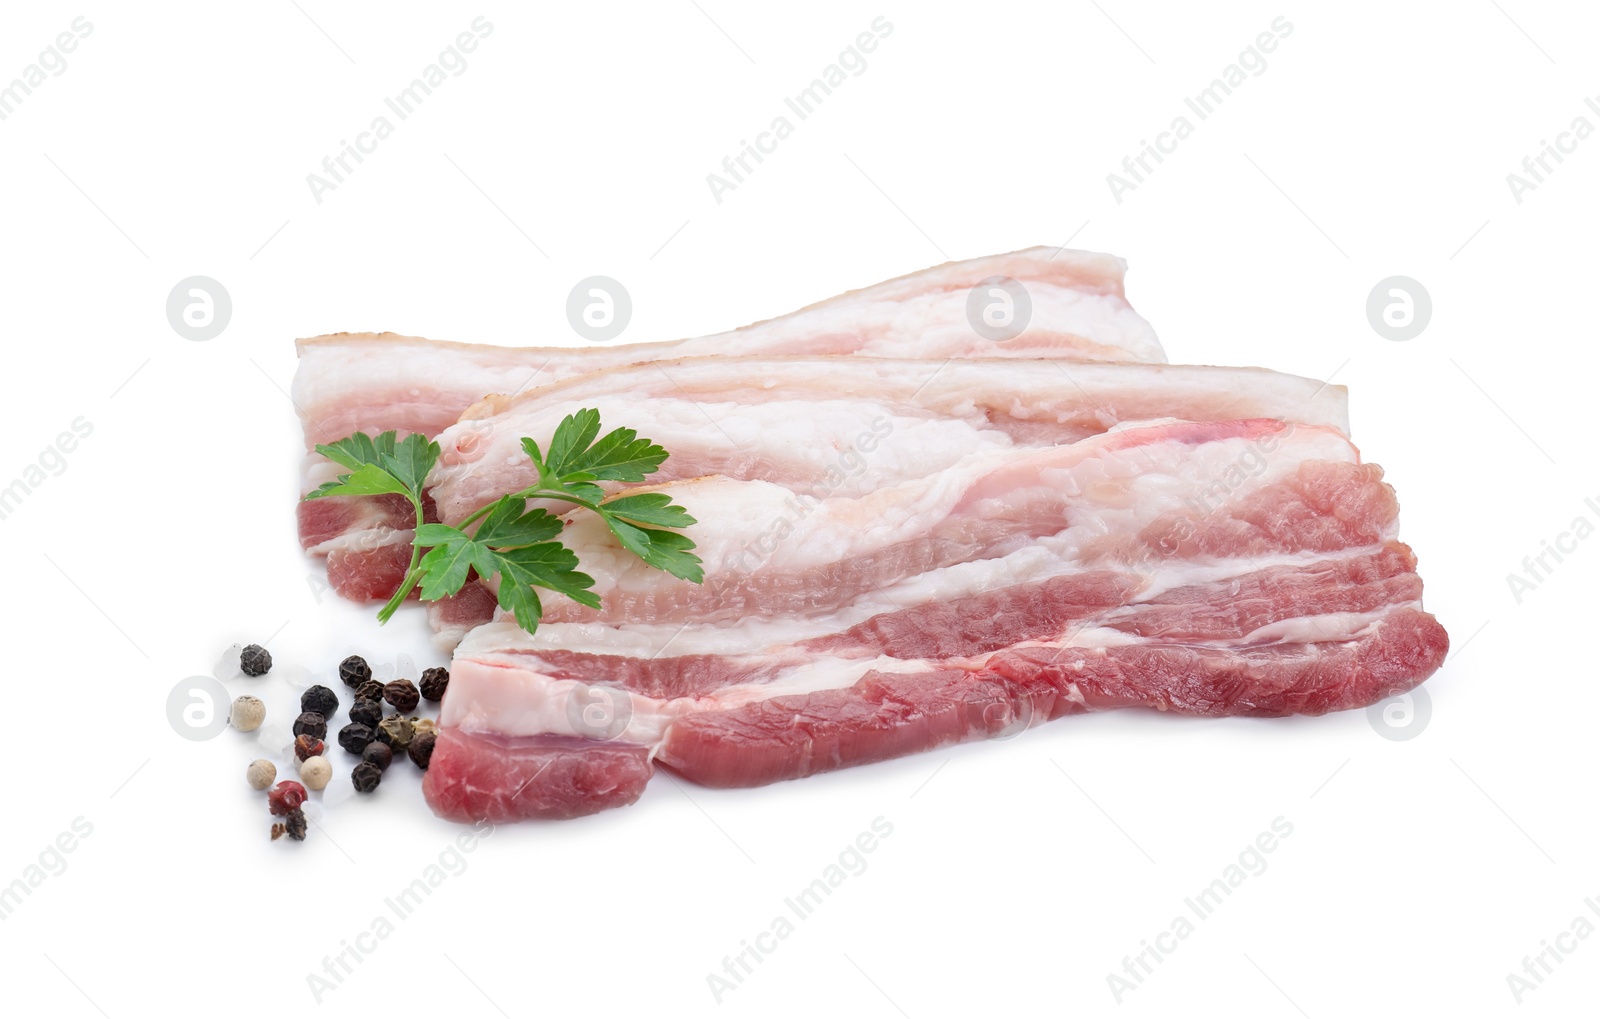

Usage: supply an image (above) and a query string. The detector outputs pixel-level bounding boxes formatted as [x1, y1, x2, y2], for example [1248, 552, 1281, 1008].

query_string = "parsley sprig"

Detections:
[304, 409, 702, 635]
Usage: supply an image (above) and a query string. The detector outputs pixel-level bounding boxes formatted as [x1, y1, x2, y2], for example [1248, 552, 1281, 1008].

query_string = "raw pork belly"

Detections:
[294, 247, 1163, 602]
[422, 419, 1448, 821]
[428, 356, 1350, 526]
[417, 357, 1352, 645]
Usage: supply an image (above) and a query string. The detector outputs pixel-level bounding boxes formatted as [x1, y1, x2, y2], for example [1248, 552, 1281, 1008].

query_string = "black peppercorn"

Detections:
[355, 680, 384, 703]
[351, 761, 382, 793]
[284, 807, 308, 841]
[348, 699, 383, 727]
[337, 722, 375, 754]
[420, 667, 450, 702]
[301, 685, 339, 717]
[339, 655, 371, 689]
[383, 679, 420, 713]
[240, 644, 273, 677]
[292, 711, 327, 740]
[361, 742, 393, 771]
[376, 715, 414, 749]
[408, 731, 437, 769]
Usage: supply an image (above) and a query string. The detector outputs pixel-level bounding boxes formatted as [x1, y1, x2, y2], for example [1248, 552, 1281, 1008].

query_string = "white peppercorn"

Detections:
[299, 756, 333, 791]
[246, 759, 276, 790]
[231, 695, 266, 732]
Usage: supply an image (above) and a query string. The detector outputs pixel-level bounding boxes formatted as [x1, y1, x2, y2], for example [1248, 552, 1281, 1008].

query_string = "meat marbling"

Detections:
[295, 246, 1165, 605]
[422, 418, 1447, 821]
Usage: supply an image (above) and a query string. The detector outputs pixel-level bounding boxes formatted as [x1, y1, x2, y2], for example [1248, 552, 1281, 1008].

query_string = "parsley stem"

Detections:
[376, 497, 428, 623]
[457, 485, 600, 531]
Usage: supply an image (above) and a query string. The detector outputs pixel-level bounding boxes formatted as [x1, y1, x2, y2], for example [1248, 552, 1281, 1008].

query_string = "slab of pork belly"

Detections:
[295, 245, 1167, 604]
[404, 358, 1349, 642]
[422, 418, 1446, 820]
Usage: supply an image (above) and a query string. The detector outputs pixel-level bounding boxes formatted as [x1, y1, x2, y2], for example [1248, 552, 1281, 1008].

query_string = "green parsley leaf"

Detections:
[470, 496, 564, 548]
[415, 531, 498, 601]
[303, 462, 409, 500]
[543, 408, 602, 477]
[491, 542, 603, 633]
[379, 433, 441, 495]
[602, 516, 704, 583]
[519, 436, 545, 468]
[562, 481, 607, 506]
[316, 432, 385, 472]
[600, 493, 698, 529]
[561, 426, 670, 482]
[495, 578, 543, 634]
[496, 543, 600, 609]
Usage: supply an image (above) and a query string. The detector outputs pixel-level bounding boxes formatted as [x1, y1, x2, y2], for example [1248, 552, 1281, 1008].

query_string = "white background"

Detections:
[1, 2, 1595, 1016]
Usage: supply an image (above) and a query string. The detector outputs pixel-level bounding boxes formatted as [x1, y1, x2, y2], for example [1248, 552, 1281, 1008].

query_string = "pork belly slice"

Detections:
[296, 246, 1163, 600]
[426, 356, 1351, 527]
[424, 730, 654, 823]
[293, 245, 1162, 451]
[493, 418, 1372, 628]
[657, 607, 1445, 788]
[294, 247, 1164, 607]
[436, 545, 1433, 747]
[421, 420, 1447, 820]
[387, 359, 1347, 636]
[424, 587, 1445, 816]
[295, 245, 1160, 492]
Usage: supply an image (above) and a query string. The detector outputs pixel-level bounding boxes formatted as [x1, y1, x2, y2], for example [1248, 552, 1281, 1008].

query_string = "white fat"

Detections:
[305, 526, 414, 556]
[546, 422, 1358, 604]
[442, 649, 940, 745]
[1238, 604, 1419, 645]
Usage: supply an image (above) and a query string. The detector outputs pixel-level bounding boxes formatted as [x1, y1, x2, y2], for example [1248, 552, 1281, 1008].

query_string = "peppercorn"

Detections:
[300, 756, 332, 791]
[361, 742, 393, 771]
[240, 644, 273, 677]
[293, 733, 324, 762]
[301, 684, 340, 717]
[270, 822, 286, 840]
[348, 699, 383, 727]
[355, 680, 384, 703]
[408, 731, 437, 769]
[230, 695, 266, 732]
[338, 655, 371, 689]
[412, 717, 438, 739]
[351, 761, 382, 793]
[420, 667, 450, 702]
[284, 807, 308, 840]
[376, 715, 414, 750]
[268, 781, 308, 816]
[292, 711, 327, 740]
[246, 759, 276, 790]
[337, 722, 375, 754]
[383, 679, 420, 713]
